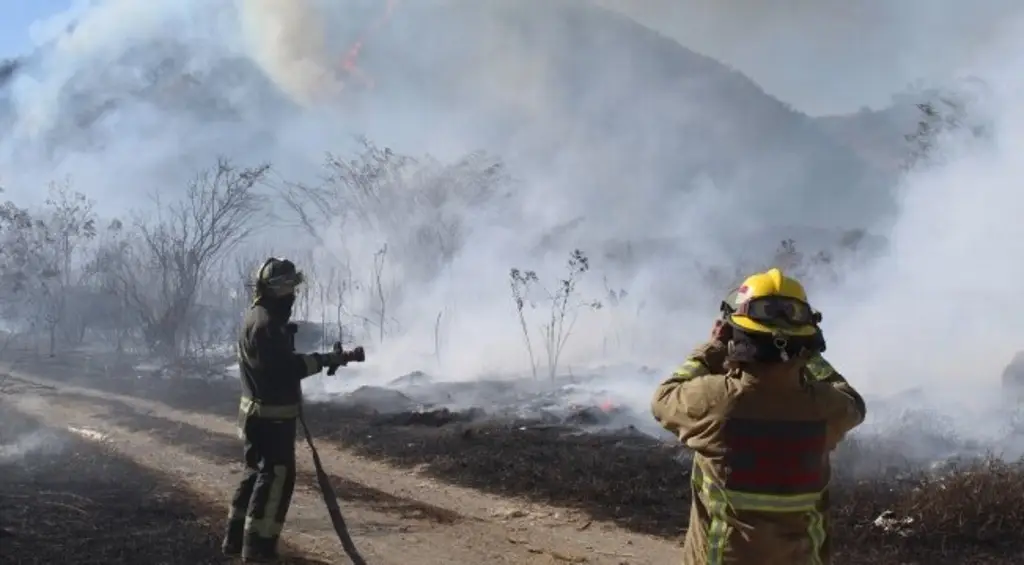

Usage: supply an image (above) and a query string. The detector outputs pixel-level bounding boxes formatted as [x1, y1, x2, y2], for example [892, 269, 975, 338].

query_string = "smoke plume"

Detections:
[236, 0, 340, 107]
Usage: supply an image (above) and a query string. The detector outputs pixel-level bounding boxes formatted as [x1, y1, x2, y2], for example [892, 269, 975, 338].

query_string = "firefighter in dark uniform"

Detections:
[222, 257, 354, 562]
[652, 268, 866, 565]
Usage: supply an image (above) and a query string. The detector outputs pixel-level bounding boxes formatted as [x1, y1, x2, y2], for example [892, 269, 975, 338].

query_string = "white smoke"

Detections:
[236, 0, 341, 107]
[1, 0, 1022, 461]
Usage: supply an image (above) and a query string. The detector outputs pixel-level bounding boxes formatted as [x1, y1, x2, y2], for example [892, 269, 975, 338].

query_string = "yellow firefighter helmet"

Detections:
[728, 268, 820, 337]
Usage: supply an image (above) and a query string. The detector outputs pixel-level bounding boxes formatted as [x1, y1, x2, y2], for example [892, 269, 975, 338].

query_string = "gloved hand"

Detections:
[710, 319, 733, 343]
[318, 343, 366, 374]
[318, 349, 347, 371]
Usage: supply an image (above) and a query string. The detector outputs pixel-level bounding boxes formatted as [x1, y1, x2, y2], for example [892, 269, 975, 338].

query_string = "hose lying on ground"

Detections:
[298, 410, 368, 565]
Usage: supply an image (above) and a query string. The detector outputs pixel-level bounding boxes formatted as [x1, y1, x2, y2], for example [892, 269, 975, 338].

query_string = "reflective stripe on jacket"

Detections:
[240, 396, 300, 419]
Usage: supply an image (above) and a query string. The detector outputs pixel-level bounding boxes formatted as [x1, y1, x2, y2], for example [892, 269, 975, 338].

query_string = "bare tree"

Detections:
[34, 181, 97, 354]
[600, 275, 629, 356]
[332, 263, 353, 346]
[509, 267, 539, 379]
[0, 199, 54, 300]
[371, 243, 388, 343]
[289, 249, 316, 323]
[117, 159, 270, 358]
[228, 253, 259, 315]
[80, 219, 135, 353]
[0, 193, 61, 355]
[278, 138, 512, 283]
[321, 260, 357, 348]
[539, 250, 601, 380]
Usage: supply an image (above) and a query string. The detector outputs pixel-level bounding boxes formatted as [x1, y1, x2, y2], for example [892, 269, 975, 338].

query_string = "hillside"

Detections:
[816, 80, 989, 175]
[816, 103, 922, 173]
[0, 44, 292, 158]
[0, 0, 898, 233]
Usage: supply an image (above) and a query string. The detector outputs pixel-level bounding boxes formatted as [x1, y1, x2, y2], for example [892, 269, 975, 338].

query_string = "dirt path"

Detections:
[2, 369, 680, 564]
[0, 399, 272, 565]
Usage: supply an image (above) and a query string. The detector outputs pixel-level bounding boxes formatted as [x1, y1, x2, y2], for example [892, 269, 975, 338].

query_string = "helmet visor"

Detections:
[734, 296, 816, 328]
[263, 270, 305, 297]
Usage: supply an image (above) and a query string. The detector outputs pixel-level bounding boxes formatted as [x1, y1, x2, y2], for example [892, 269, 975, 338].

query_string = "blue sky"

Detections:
[0, 0, 72, 57]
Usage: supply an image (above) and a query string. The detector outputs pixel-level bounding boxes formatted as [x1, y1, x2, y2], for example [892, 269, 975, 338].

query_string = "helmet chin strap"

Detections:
[773, 334, 790, 362]
[726, 324, 824, 365]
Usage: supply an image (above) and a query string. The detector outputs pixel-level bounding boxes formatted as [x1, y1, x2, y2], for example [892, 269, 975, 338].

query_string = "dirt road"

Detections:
[1, 368, 680, 564]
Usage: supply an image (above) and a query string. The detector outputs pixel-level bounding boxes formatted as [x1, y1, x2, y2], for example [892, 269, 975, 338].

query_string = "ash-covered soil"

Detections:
[0, 401, 231, 565]
[16, 354, 1024, 564]
[0, 398, 331, 565]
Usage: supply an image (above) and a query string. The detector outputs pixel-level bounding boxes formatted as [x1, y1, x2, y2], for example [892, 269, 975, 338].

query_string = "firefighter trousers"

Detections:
[225, 415, 297, 555]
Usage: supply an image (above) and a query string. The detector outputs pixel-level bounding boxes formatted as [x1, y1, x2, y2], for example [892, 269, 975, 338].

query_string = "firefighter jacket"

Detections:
[236, 303, 323, 421]
[652, 342, 865, 565]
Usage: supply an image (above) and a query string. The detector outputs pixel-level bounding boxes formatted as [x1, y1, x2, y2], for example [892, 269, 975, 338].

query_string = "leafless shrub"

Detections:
[509, 268, 539, 379]
[510, 250, 602, 381]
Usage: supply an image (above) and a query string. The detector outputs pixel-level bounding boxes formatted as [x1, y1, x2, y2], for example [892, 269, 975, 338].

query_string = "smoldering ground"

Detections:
[0, 0, 1022, 470]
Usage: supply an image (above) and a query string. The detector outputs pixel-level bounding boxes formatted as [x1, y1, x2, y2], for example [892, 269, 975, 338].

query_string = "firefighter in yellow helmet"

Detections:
[678, 282, 867, 562]
[651, 268, 865, 565]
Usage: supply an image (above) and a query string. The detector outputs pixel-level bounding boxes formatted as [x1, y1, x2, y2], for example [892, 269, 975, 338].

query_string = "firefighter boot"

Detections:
[221, 519, 244, 557]
[242, 534, 281, 563]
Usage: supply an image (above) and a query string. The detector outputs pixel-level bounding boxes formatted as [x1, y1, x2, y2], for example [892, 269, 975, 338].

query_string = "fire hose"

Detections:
[298, 409, 368, 565]
[289, 326, 369, 564]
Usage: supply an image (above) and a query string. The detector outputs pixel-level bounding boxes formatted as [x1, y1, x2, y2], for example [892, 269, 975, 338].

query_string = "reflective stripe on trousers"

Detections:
[693, 465, 826, 565]
[245, 464, 290, 538]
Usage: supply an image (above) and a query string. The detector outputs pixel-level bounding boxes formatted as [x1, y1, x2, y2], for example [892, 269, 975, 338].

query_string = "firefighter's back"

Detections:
[682, 370, 852, 565]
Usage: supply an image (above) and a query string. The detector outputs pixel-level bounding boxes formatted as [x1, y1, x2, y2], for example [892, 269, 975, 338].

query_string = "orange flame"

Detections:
[599, 399, 615, 413]
[340, 0, 399, 90]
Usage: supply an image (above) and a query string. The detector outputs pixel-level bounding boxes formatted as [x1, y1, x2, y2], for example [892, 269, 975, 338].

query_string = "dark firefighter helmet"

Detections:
[254, 257, 305, 297]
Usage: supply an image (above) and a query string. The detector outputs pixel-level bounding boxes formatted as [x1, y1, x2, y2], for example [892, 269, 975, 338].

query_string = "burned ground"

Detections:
[3, 357, 1022, 564]
[0, 398, 327, 565]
